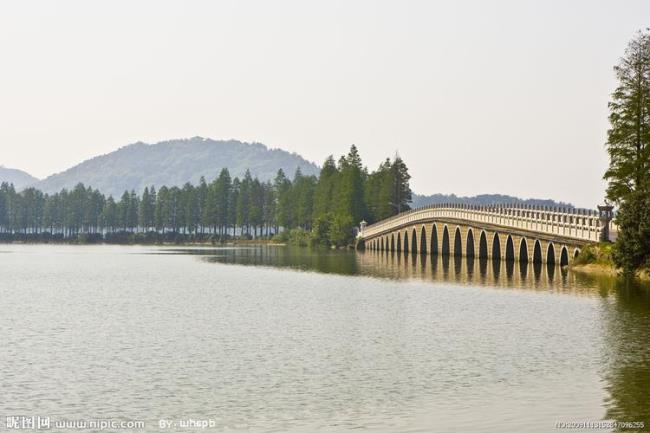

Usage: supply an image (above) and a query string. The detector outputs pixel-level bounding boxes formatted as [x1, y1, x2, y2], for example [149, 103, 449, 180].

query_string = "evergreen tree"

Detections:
[391, 155, 412, 214]
[139, 187, 154, 231]
[214, 168, 232, 235]
[365, 158, 393, 222]
[604, 30, 650, 275]
[196, 177, 208, 234]
[335, 145, 366, 226]
[0, 146, 412, 246]
[229, 178, 240, 236]
[274, 169, 293, 230]
[237, 170, 253, 235]
[313, 156, 338, 219]
[292, 168, 317, 229]
[155, 186, 169, 233]
[101, 196, 118, 233]
[249, 178, 264, 237]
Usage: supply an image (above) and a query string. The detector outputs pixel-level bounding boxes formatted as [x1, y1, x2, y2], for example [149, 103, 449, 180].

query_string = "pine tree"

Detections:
[391, 155, 412, 214]
[335, 145, 366, 226]
[313, 156, 338, 219]
[604, 30, 650, 274]
[229, 178, 240, 236]
[237, 170, 253, 235]
[139, 187, 153, 231]
[605, 30, 650, 202]
[214, 168, 232, 236]
[274, 169, 293, 230]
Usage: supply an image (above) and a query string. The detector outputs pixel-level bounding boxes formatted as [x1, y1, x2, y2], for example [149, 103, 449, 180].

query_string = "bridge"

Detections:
[358, 203, 613, 266]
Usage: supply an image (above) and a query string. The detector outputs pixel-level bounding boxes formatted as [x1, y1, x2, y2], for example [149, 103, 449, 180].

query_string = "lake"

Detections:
[1, 244, 649, 432]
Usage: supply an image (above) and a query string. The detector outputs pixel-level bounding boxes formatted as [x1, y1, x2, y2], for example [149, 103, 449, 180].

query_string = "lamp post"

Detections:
[597, 203, 614, 242]
[358, 220, 367, 237]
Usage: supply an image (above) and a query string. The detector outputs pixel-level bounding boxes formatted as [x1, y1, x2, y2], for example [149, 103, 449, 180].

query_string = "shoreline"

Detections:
[572, 262, 650, 282]
[572, 263, 619, 277]
[0, 239, 288, 247]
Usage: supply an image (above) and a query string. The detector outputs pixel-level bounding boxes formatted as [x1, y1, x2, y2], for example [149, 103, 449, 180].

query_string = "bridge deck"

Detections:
[361, 203, 602, 243]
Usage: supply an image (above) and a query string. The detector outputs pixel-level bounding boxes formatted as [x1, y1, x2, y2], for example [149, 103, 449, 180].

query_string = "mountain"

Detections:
[411, 193, 574, 209]
[0, 166, 39, 189]
[24, 137, 575, 209]
[35, 137, 320, 197]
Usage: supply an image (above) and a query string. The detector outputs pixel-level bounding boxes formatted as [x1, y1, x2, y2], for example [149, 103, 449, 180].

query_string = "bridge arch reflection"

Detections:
[442, 226, 451, 256]
[466, 229, 475, 258]
[454, 227, 463, 257]
[359, 248, 572, 290]
[419, 226, 427, 254]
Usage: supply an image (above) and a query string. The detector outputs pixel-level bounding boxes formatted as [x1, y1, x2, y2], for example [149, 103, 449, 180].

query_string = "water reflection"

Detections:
[592, 276, 650, 430]
[357, 249, 576, 292]
[165, 245, 623, 296]
[161, 246, 650, 428]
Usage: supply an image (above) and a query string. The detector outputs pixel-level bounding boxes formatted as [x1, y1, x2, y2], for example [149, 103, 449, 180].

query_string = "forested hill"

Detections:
[0, 167, 38, 190]
[34, 137, 320, 198]
[412, 193, 574, 208]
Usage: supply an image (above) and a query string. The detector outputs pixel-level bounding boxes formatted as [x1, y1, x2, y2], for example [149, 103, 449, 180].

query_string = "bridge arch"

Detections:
[402, 230, 408, 253]
[519, 238, 529, 264]
[532, 240, 543, 263]
[479, 231, 488, 258]
[466, 228, 475, 258]
[442, 225, 450, 256]
[430, 224, 439, 255]
[454, 227, 462, 256]
[547, 242, 556, 265]
[573, 248, 580, 259]
[560, 246, 569, 267]
[420, 226, 427, 254]
[391, 233, 396, 252]
[505, 235, 515, 261]
[411, 228, 418, 254]
[492, 233, 501, 259]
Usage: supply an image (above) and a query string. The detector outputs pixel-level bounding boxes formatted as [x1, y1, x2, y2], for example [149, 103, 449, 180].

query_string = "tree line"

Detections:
[0, 145, 411, 246]
[604, 29, 650, 275]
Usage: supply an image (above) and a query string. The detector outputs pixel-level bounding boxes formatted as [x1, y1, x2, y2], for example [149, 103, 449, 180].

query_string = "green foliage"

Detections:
[364, 156, 412, 222]
[573, 243, 614, 266]
[604, 30, 650, 276]
[327, 213, 354, 247]
[311, 214, 332, 246]
[612, 191, 650, 275]
[273, 227, 312, 246]
[0, 145, 412, 247]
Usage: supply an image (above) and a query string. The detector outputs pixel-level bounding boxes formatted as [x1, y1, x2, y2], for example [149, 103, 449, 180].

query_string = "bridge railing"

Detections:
[360, 203, 602, 242]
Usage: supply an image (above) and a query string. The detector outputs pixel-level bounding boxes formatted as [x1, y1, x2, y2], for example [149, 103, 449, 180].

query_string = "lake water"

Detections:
[1, 244, 649, 433]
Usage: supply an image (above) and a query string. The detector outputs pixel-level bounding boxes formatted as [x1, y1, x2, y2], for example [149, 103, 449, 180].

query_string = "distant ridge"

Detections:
[34, 137, 320, 197]
[411, 193, 574, 209]
[0, 166, 39, 189]
[9, 138, 574, 209]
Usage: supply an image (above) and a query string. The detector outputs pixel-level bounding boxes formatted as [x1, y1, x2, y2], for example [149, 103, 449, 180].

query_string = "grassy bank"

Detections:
[572, 242, 650, 281]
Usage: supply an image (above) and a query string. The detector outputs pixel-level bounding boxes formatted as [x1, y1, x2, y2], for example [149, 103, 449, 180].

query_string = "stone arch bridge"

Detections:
[358, 203, 612, 266]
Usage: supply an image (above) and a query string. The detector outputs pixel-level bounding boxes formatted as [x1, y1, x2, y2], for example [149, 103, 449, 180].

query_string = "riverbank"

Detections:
[572, 243, 618, 277]
[572, 242, 650, 282]
[0, 235, 286, 247]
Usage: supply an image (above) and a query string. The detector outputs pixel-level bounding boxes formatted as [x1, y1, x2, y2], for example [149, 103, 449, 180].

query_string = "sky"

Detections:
[0, 0, 648, 209]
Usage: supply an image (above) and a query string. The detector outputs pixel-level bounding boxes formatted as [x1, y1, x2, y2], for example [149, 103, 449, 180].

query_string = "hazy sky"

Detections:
[1, 1, 648, 208]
